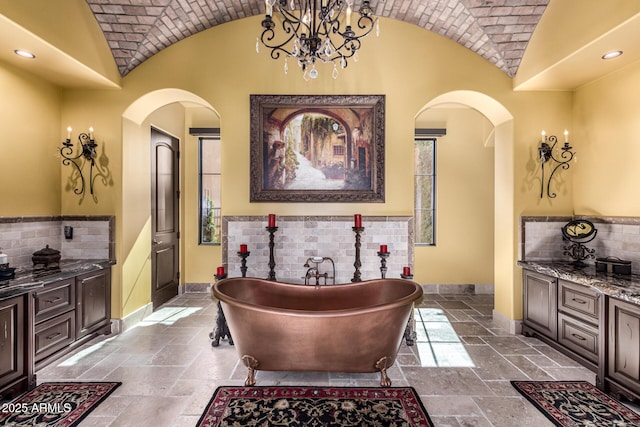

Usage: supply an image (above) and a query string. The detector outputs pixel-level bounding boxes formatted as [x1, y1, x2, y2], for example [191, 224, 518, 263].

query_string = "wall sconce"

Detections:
[60, 127, 111, 199]
[538, 130, 575, 198]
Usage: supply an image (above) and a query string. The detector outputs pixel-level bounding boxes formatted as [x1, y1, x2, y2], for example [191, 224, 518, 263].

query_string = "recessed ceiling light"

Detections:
[602, 50, 623, 60]
[14, 49, 36, 59]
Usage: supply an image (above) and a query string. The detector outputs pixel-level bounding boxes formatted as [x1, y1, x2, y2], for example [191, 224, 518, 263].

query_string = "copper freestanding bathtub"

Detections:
[212, 277, 423, 387]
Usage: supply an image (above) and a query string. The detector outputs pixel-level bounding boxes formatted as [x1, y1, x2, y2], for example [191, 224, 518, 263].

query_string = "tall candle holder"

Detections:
[377, 250, 390, 278]
[351, 226, 365, 282]
[210, 273, 233, 347]
[237, 250, 250, 277]
[266, 226, 278, 280]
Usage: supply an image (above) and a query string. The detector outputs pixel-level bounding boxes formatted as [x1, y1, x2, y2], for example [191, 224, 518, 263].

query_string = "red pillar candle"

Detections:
[216, 266, 225, 276]
[268, 214, 276, 227]
[354, 214, 362, 228]
[240, 244, 248, 253]
[380, 244, 388, 253]
[403, 266, 411, 276]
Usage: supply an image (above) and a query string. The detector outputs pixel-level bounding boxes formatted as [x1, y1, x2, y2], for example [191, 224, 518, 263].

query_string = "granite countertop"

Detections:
[0, 259, 114, 301]
[518, 260, 640, 305]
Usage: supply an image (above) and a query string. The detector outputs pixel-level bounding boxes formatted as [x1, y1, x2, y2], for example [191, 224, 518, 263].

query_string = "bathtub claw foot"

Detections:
[376, 357, 392, 387]
[242, 355, 259, 386]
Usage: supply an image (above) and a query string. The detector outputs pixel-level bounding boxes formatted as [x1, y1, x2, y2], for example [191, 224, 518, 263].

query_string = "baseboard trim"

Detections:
[420, 283, 494, 294]
[492, 309, 522, 335]
[181, 282, 212, 293]
[110, 302, 153, 334]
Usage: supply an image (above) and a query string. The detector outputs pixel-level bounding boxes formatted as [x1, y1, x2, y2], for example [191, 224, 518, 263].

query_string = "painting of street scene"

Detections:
[250, 95, 385, 202]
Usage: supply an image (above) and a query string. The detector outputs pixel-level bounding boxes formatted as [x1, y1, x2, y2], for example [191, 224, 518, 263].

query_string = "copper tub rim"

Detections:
[212, 277, 423, 318]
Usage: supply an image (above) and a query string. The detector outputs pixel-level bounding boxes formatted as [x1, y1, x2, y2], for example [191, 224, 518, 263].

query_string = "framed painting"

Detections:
[249, 94, 385, 202]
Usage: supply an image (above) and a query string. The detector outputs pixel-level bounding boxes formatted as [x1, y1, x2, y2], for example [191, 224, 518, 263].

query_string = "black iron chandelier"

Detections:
[258, 0, 377, 80]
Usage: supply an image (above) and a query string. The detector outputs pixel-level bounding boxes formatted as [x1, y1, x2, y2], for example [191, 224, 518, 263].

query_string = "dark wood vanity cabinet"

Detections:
[76, 269, 111, 339]
[32, 269, 111, 369]
[522, 270, 558, 340]
[0, 294, 29, 400]
[522, 271, 603, 373]
[0, 265, 112, 396]
[33, 279, 76, 367]
[556, 279, 601, 366]
[607, 298, 640, 401]
[522, 267, 640, 402]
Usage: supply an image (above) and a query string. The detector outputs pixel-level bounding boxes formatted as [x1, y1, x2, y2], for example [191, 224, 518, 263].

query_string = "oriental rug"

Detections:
[0, 381, 121, 427]
[512, 380, 640, 427]
[197, 386, 434, 427]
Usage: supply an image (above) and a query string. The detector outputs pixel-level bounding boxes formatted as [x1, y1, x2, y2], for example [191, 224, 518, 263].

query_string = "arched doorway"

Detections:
[416, 90, 517, 330]
[120, 89, 218, 313]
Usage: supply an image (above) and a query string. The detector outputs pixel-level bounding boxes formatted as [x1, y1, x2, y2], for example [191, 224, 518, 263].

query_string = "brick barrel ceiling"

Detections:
[86, 0, 549, 78]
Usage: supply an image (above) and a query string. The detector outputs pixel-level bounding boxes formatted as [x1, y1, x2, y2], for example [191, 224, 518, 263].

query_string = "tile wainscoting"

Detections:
[0, 216, 115, 267]
[520, 215, 640, 274]
[222, 215, 413, 284]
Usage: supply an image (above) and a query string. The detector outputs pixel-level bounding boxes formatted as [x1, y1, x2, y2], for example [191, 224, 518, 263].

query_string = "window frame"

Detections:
[414, 132, 439, 246]
[197, 132, 221, 245]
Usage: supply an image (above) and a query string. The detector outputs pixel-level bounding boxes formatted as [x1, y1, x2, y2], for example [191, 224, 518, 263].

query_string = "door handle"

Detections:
[153, 239, 163, 245]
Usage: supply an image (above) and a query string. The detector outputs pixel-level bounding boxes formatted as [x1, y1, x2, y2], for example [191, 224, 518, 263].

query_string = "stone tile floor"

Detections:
[36, 292, 635, 426]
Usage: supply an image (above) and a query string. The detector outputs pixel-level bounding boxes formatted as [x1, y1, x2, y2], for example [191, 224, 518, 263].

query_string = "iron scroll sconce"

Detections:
[59, 127, 112, 199]
[538, 130, 575, 198]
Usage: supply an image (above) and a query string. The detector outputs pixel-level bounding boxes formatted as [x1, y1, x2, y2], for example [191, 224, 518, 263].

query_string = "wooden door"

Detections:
[151, 128, 180, 309]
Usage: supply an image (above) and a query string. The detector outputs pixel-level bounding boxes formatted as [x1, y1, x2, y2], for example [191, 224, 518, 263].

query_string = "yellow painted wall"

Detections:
[573, 60, 640, 216]
[414, 107, 495, 285]
[2, 15, 584, 323]
[0, 61, 61, 215]
[184, 108, 222, 284]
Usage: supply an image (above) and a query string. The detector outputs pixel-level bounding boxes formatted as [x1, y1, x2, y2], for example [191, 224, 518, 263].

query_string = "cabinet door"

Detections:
[523, 270, 557, 339]
[76, 269, 111, 339]
[608, 298, 640, 391]
[0, 296, 25, 392]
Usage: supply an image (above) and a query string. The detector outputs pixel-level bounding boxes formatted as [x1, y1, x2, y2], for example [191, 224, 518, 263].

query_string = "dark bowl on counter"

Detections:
[32, 245, 61, 266]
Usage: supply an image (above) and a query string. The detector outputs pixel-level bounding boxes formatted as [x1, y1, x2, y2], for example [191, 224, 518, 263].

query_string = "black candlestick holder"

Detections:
[210, 273, 233, 347]
[237, 251, 250, 277]
[352, 226, 365, 282]
[400, 273, 414, 280]
[266, 226, 278, 281]
[377, 251, 390, 278]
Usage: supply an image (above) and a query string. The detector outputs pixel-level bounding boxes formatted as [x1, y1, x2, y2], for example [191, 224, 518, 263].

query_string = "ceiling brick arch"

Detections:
[86, 0, 548, 77]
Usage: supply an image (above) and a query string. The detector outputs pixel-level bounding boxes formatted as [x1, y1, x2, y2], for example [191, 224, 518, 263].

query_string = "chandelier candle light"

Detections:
[258, 0, 377, 80]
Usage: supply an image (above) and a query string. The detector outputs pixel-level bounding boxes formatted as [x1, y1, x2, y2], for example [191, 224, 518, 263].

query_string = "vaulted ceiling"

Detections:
[86, 0, 549, 78]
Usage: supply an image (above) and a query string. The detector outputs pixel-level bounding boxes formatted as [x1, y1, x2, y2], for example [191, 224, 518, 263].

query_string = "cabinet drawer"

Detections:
[33, 280, 75, 324]
[558, 313, 599, 363]
[34, 312, 75, 362]
[558, 280, 599, 322]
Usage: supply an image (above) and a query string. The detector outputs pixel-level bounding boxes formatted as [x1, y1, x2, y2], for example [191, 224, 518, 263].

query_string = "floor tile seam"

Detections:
[468, 346, 534, 382]
[454, 413, 495, 426]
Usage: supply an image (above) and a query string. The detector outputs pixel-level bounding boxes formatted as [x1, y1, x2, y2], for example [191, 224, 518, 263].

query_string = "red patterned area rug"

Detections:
[0, 382, 121, 427]
[197, 386, 434, 427]
[512, 380, 640, 427]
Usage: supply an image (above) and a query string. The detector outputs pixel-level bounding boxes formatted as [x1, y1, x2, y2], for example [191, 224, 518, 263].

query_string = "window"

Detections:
[199, 135, 221, 244]
[414, 133, 437, 245]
